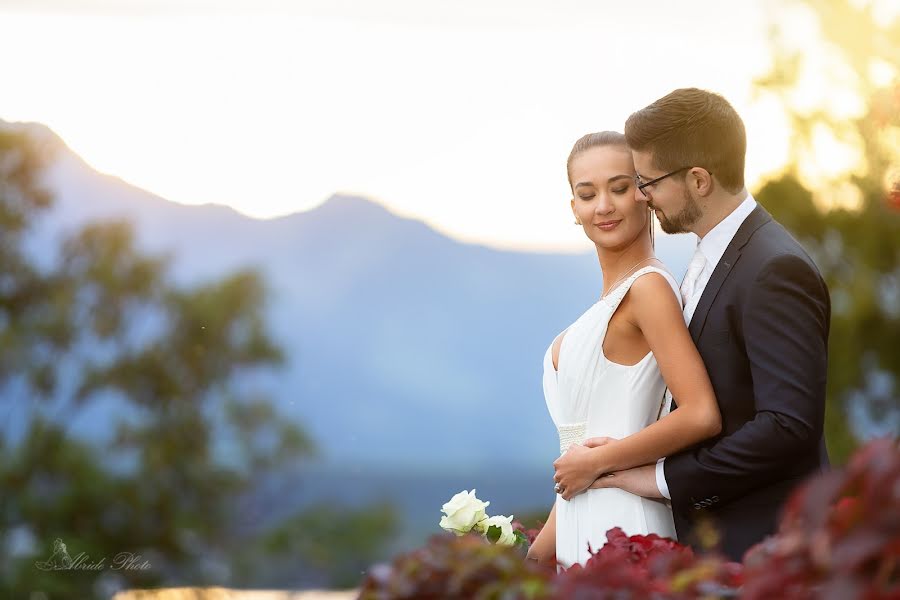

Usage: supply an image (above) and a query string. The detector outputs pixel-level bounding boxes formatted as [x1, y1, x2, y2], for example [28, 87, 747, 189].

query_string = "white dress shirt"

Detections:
[656, 194, 758, 499]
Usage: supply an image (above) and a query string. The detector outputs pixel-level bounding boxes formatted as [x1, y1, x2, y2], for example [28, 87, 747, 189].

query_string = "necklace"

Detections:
[600, 257, 656, 300]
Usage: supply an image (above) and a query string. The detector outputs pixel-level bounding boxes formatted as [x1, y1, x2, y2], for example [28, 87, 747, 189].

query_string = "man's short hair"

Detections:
[624, 88, 746, 193]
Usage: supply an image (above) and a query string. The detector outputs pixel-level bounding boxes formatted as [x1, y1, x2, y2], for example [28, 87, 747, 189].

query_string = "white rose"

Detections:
[439, 489, 490, 535]
[480, 514, 516, 546]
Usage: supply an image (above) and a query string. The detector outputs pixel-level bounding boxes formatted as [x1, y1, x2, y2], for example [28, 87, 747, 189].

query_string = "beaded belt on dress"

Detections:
[557, 422, 587, 454]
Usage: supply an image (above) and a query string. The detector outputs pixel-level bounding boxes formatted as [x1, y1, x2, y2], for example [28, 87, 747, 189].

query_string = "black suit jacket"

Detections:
[664, 203, 831, 561]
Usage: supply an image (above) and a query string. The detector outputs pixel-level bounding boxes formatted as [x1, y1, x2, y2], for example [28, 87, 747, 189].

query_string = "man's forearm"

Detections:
[590, 464, 662, 498]
[665, 409, 818, 507]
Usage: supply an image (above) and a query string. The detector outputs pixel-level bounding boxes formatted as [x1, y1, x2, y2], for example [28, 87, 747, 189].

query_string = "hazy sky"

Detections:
[0, 0, 866, 251]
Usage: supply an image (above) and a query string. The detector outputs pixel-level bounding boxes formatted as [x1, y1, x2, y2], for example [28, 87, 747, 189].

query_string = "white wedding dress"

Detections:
[542, 266, 680, 569]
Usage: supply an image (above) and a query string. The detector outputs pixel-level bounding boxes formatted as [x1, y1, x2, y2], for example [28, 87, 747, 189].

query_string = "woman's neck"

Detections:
[596, 237, 656, 298]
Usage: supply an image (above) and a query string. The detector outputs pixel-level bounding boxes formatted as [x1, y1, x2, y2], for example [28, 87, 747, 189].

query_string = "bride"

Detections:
[526, 131, 722, 569]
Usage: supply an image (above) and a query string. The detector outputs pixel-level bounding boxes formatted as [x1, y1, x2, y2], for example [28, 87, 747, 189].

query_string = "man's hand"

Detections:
[553, 444, 602, 501]
[589, 463, 663, 498]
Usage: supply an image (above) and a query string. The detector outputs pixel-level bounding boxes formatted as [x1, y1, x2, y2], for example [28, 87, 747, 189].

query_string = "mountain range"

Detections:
[11, 119, 696, 474]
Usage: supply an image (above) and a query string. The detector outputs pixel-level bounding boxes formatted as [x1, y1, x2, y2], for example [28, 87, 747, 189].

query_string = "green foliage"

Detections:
[513, 529, 530, 546]
[753, 0, 900, 463]
[0, 128, 68, 395]
[249, 501, 400, 588]
[485, 525, 502, 544]
[0, 125, 396, 597]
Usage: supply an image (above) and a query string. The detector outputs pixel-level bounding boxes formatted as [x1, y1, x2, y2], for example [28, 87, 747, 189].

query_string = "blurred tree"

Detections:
[249, 501, 400, 588]
[0, 125, 396, 597]
[753, 0, 900, 462]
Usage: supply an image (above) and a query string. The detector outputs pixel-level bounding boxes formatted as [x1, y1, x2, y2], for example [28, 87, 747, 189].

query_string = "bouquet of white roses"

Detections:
[438, 489, 528, 547]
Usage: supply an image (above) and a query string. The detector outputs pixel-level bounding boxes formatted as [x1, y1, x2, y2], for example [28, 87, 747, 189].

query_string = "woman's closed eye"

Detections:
[580, 187, 627, 200]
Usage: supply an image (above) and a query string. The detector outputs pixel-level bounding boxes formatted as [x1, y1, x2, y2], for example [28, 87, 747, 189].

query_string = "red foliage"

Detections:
[741, 438, 900, 599]
[597, 526, 692, 565]
[553, 549, 658, 598]
[358, 532, 554, 599]
[553, 528, 742, 598]
[360, 440, 898, 598]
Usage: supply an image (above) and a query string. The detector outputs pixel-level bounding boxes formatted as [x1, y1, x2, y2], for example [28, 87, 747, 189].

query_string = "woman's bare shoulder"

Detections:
[628, 268, 682, 312]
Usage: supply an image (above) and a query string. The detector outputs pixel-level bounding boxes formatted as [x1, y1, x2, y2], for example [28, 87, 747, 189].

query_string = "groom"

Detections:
[559, 88, 831, 561]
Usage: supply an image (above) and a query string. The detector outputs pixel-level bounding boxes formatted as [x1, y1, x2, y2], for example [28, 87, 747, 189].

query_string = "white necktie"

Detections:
[680, 248, 707, 310]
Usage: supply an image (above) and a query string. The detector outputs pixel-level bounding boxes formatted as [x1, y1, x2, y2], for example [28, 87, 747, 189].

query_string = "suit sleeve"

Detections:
[664, 253, 829, 511]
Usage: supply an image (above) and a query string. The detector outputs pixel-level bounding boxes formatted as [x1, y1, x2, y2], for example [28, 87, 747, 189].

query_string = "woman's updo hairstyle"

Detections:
[566, 131, 628, 190]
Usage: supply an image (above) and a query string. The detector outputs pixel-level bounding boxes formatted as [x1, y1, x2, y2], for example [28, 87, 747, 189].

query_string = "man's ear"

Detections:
[691, 167, 715, 197]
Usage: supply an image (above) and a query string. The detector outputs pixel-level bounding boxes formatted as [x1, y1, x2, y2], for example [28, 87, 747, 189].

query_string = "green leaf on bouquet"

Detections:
[514, 530, 529, 546]
[485, 525, 502, 543]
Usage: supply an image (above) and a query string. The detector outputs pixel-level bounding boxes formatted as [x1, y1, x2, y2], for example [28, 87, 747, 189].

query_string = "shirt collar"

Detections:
[697, 194, 758, 269]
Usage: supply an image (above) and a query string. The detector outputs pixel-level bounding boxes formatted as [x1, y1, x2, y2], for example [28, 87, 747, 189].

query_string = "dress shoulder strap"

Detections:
[604, 265, 681, 310]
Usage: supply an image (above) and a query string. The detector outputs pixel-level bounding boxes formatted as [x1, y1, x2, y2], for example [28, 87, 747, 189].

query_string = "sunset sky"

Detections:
[0, 0, 885, 252]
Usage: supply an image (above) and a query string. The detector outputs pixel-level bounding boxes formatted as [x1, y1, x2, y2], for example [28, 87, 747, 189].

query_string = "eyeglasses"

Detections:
[635, 166, 695, 198]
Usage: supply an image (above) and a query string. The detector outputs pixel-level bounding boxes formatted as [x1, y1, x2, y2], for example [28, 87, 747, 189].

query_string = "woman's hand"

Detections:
[553, 444, 604, 501]
[552, 437, 618, 500]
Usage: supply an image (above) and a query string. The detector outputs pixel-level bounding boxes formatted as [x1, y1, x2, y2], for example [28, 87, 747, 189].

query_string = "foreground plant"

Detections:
[358, 533, 554, 600]
[361, 439, 898, 598]
[741, 438, 900, 599]
[553, 528, 742, 599]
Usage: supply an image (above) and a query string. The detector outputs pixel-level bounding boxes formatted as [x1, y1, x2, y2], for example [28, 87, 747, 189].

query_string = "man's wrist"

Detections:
[655, 458, 671, 500]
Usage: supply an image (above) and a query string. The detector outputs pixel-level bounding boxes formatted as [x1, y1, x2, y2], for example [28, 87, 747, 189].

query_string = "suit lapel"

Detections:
[688, 204, 773, 342]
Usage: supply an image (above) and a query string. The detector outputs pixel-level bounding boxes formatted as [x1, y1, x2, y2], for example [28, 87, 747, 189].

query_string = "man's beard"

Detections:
[653, 187, 702, 234]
